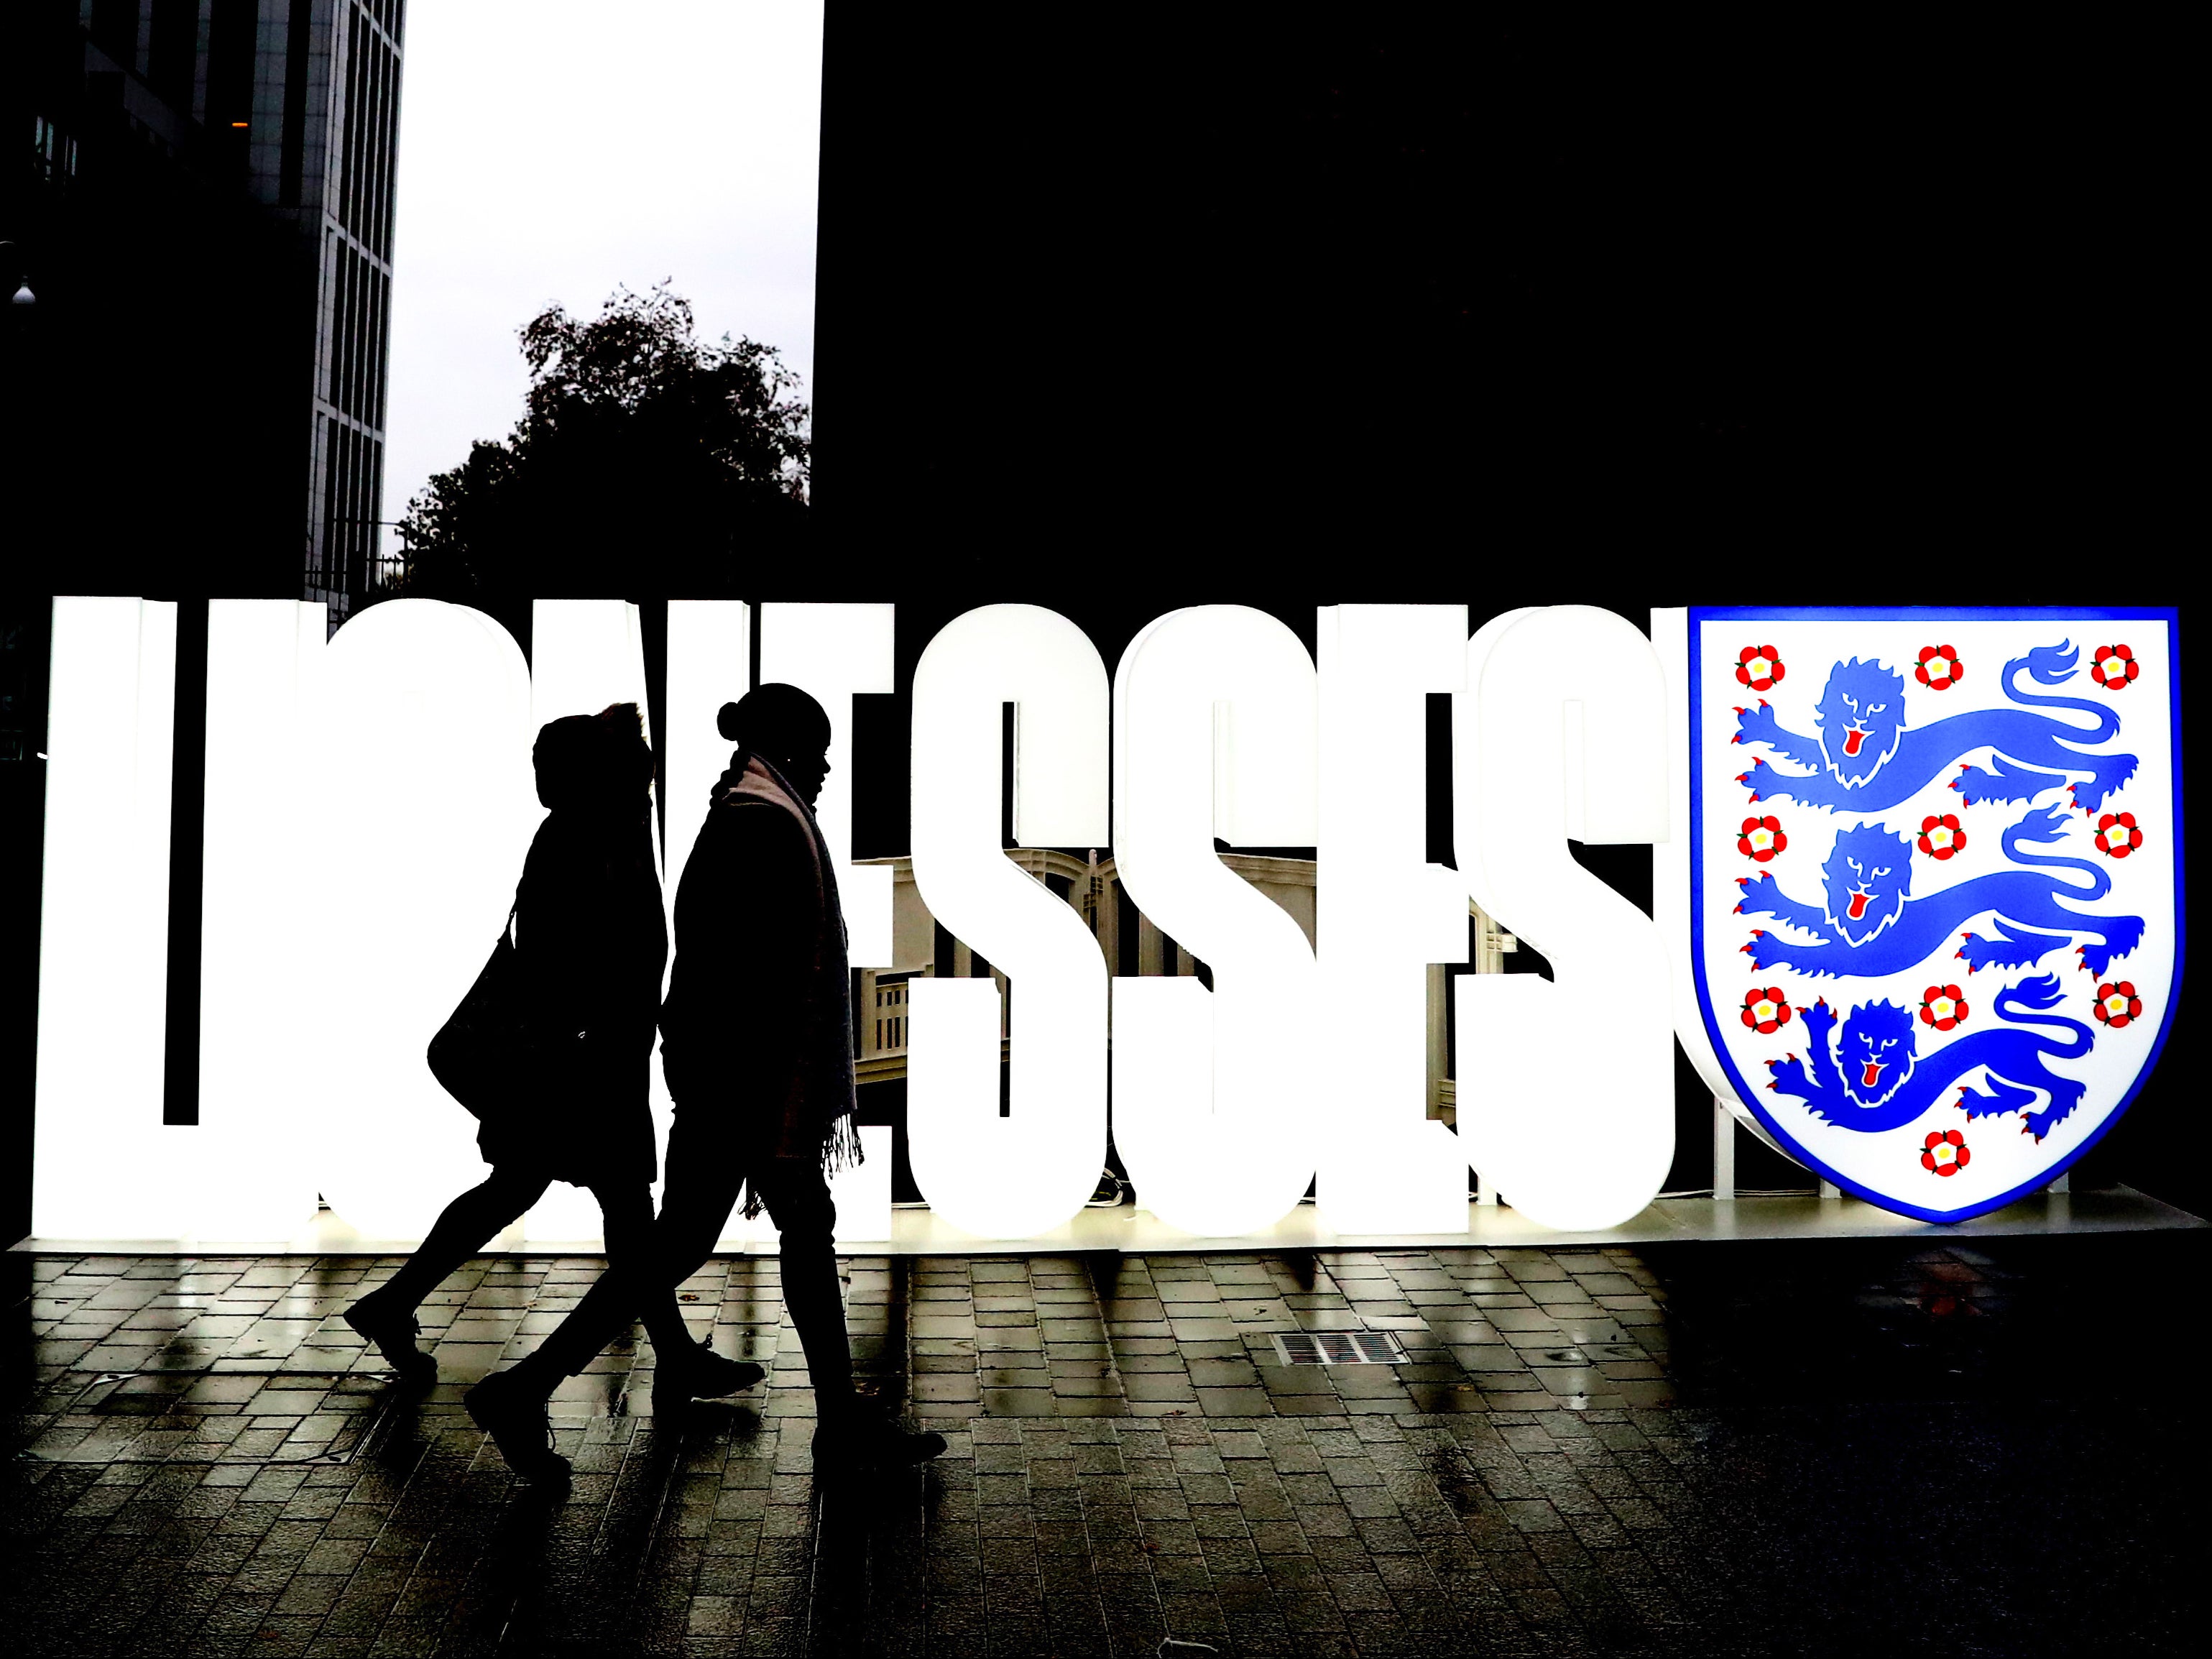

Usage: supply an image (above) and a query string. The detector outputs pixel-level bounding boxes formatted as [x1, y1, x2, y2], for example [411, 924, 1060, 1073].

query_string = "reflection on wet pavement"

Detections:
[3, 1232, 2204, 1655]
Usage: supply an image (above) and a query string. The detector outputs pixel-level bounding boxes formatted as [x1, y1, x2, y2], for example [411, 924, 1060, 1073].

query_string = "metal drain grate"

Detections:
[1272, 1331, 1409, 1366]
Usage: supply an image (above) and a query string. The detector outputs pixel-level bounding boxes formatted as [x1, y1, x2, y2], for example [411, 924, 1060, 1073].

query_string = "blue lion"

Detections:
[1764, 974, 2093, 1140]
[1737, 804, 2145, 980]
[1735, 641, 2137, 814]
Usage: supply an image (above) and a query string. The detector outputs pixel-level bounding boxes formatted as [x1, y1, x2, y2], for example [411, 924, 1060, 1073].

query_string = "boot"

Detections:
[811, 1405, 947, 1473]
[464, 1371, 571, 1487]
[343, 1292, 438, 1389]
[651, 1341, 767, 1420]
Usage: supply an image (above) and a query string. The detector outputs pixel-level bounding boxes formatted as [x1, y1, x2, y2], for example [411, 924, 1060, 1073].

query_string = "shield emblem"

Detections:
[1685, 607, 2182, 1223]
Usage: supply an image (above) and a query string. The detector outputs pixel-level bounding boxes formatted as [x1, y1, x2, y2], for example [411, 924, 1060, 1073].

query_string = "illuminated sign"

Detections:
[27, 598, 2176, 1244]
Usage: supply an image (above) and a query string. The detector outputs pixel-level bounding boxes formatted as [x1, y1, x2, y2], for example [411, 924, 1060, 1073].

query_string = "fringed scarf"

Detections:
[716, 750, 863, 1215]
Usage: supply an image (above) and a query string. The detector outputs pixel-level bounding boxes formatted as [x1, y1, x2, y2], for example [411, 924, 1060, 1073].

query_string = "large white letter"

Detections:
[665, 600, 752, 893]
[310, 600, 539, 1242]
[32, 598, 180, 1241]
[193, 599, 328, 1241]
[1455, 605, 1674, 1229]
[531, 599, 656, 812]
[1110, 605, 1319, 1236]
[907, 605, 1107, 1238]
[761, 602, 896, 968]
[1315, 605, 1470, 1235]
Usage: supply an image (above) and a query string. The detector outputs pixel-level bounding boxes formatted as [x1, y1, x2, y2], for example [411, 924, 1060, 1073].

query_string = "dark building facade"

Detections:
[2, 0, 405, 628]
[285, 0, 406, 628]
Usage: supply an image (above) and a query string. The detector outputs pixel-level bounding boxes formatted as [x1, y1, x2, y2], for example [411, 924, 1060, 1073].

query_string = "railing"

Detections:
[870, 976, 911, 1057]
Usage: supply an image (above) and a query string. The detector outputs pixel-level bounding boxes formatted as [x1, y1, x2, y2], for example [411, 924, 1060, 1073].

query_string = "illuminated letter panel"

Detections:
[1455, 606, 1675, 1229]
[32, 598, 180, 1241]
[193, 599, 328, 1241]
[309, 601, 539, 1242]
[908, 605, 1108, 1238]
[1112, 605, 1320, 1237]
[1314, 605, 1470, 1236]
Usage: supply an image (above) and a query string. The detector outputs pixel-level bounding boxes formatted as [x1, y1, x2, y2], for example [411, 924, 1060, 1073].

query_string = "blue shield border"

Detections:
[1688, 605, 2185, 1223]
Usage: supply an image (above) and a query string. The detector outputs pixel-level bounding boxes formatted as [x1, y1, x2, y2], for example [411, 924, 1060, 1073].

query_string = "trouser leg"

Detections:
[752, 1157, 854, 1417]
[510, 1141, 747, 1385]
[593, 1181, 697, 1363]
[366, 1164, 552, 1317]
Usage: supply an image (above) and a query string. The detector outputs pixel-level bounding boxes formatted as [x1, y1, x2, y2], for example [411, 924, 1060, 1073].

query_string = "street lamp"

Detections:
[1, 241, 32, 305]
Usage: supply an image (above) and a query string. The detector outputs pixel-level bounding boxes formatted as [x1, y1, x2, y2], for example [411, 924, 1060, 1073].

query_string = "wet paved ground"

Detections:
[4, 1228, 2206, 1656]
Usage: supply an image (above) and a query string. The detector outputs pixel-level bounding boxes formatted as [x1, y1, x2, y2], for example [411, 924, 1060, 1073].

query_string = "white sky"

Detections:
[381, 2, 822, 525]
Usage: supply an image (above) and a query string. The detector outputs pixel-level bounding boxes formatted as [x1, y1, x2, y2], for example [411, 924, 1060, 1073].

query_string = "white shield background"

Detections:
[1689, 610, 2178, 1222]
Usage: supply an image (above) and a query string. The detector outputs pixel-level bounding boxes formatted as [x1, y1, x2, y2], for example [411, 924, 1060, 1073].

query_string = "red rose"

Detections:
[2089, 645, 2139, 691]
[1917, 985, 1970, 1032]
[2092, 980, 2143, 1030]
[1740, 988, 1792, 1035]
[1918, 814, 1967, 860]
[1738, 814, 1787, 863]
[1914, 645, 1963, 690]
[2093, 812, 2143, 858]
[1920, 1129, 1970, 1177]
[1735, 645, 1785, 692]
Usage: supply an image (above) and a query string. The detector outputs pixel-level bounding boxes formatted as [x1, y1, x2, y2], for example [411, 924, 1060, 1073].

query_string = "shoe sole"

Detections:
[687, 1361, 767, 1397]
[388, 1351, 438, 1389]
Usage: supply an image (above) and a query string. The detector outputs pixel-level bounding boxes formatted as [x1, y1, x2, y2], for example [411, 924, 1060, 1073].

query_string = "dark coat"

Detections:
[658, 753, 860, 1178]
[476, 806, 668, 1185]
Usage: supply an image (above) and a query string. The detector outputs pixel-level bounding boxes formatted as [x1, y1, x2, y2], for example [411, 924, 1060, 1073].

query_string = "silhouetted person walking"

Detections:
[497, 684, 944, 1472]
[344, 704, 760, 1484]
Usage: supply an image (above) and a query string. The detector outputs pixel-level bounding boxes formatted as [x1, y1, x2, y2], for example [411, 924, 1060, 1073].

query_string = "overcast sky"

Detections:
[381, 2, 822, 525]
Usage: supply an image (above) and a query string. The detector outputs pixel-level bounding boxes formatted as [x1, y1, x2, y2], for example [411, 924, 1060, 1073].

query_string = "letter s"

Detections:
[1110, 605, 1319, 1237]
[1454, 605, 1674, 1229]
[907, 605, 1109, 1237]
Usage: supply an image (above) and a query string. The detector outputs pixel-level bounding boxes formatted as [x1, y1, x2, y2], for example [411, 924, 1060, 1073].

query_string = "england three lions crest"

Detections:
[1688, 608, 2182, 1223]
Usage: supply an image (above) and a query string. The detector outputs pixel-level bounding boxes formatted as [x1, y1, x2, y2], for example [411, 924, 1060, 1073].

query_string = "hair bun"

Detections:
[717, 684, 831, 759]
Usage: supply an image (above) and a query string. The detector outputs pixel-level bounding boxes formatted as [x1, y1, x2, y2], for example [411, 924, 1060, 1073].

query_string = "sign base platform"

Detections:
[11, 1184, 2201, 1257]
